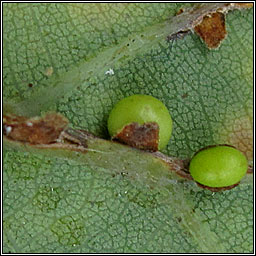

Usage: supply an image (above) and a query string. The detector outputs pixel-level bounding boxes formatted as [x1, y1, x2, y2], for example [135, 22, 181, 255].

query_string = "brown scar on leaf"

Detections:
[4, 112, 252, 190]
[194, 12, 226, 49]
[24, 128, 94, 153]
[3, 113, 68, 144]
[113, 122, 159, 152]
[167, 3, 253, 48]
[3, 113, 97, 152]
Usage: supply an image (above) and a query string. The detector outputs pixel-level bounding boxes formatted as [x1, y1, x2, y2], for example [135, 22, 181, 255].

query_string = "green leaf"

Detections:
[3, 3, 253, 253]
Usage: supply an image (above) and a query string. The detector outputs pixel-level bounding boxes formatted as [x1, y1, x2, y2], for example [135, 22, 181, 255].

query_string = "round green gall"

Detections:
[189, 145, 248, 188]
[107, 94, 173, 151]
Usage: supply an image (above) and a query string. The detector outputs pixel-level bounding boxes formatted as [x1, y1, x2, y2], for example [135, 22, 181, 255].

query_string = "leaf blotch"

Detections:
[194, 12, 226, 49]
[113, 122, 159, 151]
[3, 113, 68, 145]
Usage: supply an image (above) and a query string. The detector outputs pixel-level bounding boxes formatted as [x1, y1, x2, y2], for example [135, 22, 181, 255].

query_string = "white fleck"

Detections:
[105, 68, 114, 75]
[26, 122, 33, 127]
[5, 126, 12, 135]
[51, 187, 54, 192]
[124, 191, 128, 194]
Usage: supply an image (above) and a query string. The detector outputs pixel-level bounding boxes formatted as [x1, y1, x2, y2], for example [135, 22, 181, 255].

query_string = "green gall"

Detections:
[189, 145, 248, 188]
[107, 94, 173, 151]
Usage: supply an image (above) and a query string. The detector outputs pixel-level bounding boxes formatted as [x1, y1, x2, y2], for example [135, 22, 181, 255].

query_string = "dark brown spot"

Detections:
[3, 113, 68, 144]
[176, 8, 184, 15]
[196, 181, 239, 192]
[28, 83, 33, 87]
[194, 12, 226, 49]
[113, 122, 159, 152]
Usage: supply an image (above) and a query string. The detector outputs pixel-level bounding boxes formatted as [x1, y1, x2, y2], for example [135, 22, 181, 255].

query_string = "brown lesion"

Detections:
[3, 113, 68, 144]
[4, 112, 252, 191]
[113, 122, 159, 152]
[167, 3, 253, 49]
[3, 113, 89, 152]
[194, 12, 226, 49]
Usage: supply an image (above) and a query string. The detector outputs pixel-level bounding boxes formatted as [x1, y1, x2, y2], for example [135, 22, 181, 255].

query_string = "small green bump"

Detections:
[107, 94, 173, 150]
[189, 145, 248, 188]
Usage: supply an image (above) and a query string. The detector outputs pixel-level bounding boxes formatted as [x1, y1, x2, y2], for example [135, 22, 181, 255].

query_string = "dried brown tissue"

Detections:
[172, 3, 253, 49]
[113, 122, 159, 152]
[3, 113, 252, 191]
[3, 113, 87, 152]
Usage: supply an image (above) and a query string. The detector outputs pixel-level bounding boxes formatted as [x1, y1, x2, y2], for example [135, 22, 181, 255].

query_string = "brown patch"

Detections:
[233, 3, 253, 9]
[28, 83, 33, 87]
[3, 113, 68, 144]
[194, 12, 226, 49]
[113, 122, 159, 151]
[167, 3, 252, 48]
[196, 181, 239, 192]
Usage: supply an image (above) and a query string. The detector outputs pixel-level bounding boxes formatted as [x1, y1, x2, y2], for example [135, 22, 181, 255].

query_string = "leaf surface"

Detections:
[3, 3, 253, 253]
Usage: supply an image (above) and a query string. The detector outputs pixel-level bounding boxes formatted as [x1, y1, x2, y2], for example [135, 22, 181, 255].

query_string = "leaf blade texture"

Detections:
[3, 3, 253, 253]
